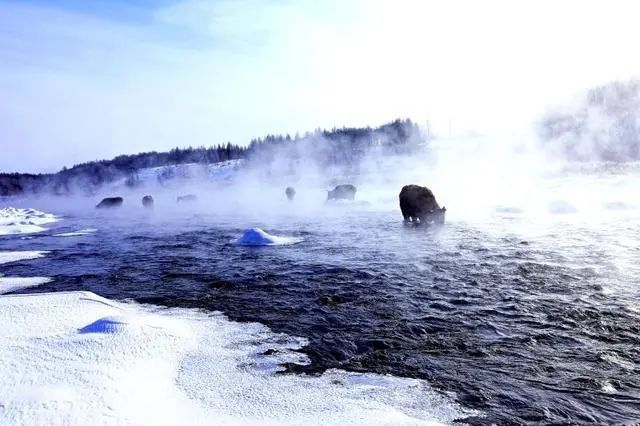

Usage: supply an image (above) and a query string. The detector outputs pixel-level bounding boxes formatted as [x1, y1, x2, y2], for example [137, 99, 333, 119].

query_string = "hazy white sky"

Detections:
[1, 0, 639, 172]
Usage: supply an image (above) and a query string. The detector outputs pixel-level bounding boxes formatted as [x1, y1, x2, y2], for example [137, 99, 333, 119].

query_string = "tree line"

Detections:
[0, 119, 423, 196]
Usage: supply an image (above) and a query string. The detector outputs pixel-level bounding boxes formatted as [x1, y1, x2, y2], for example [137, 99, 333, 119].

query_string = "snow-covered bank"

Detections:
[0, 291, 473, 425]
[0, 208, 59, 235]
[0, 251, 48, 265]
[0, 277, 51, 294]
[0, 251, 51, 294]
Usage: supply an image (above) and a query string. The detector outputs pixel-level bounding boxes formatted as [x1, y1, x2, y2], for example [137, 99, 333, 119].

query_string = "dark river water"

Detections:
[1, 198, 640, 424]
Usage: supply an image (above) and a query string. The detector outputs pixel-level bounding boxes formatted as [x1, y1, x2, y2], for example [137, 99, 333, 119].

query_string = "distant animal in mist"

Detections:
[142, 195, 154, 208]
[177, 194, 197, 203]
[96, 197, 124, 209]
[285, 187, 296, 201]
[327, 184, 357, 201]
[399, 185, 446, 225]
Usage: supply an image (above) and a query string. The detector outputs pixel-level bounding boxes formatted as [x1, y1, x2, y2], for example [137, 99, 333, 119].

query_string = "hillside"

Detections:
[0, 119, 423, 197]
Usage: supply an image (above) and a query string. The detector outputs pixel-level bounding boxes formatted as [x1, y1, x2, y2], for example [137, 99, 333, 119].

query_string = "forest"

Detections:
[0, 119, 423, 196]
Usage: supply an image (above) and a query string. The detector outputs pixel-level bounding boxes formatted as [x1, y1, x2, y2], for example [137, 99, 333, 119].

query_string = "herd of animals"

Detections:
[95, 184, 446, 225]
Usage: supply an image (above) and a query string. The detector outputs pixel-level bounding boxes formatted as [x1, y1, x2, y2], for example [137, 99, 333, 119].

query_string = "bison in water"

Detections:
[327, 184, 357, 201]
[399, 185, 446, 225]
[177, 194, 197, 203]
[96, 197, 123, 209]
[285, 187, 296, 201]
[142, 195, 154, 208]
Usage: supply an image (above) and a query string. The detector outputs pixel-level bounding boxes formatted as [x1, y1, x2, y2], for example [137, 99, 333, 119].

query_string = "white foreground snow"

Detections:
[0, 291, 472, 425]
[235, 228, 303, 246]
[0, 208, 59, 235]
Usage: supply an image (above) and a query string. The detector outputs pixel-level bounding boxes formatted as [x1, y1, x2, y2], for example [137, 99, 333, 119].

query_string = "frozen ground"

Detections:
[0, 291, 472, 425]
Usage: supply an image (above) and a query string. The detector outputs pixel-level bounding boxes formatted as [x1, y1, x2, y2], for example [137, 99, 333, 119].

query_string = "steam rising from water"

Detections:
[4, 122, 639, 234]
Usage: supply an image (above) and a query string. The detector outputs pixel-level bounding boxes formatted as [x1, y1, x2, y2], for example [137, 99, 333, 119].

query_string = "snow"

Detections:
[0, 207, 59, 235]
[111, 160, 244, 189]
[0, 277, 51, 294]
[78, 315, 140, 334]
[602, 381, 617, 394]
[235, 228, 303, 246]
[54, 228, 97, 237]
[0, 251, 51, 294]
[0, 291, 473, 425]
[0, 251, 49, 265]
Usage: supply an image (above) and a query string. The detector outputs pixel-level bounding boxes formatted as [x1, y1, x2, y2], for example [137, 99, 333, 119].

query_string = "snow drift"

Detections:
[0, 291, 473, 425]
[0, 207, 58, 235]
[235, 228, 303, 246]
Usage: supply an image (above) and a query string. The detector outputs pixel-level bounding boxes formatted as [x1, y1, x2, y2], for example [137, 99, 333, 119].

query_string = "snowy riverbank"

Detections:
[0, 291, 471, 425]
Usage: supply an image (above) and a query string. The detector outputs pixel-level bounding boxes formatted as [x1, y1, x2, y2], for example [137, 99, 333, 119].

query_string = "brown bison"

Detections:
[327, 184, 357, 201]
[285, 187, 296, 201]
[399, 185, 446, 225]
[142, 195, 154, 207]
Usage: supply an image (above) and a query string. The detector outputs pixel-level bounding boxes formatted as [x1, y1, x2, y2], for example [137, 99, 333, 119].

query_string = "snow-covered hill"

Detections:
[127, 159, 242, 186]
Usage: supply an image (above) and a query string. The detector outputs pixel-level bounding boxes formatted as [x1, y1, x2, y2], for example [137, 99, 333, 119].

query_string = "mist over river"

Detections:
[2, 160, 640, 424]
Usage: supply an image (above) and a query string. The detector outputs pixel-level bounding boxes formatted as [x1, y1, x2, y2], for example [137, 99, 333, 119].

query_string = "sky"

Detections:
[1, 0, 640, 173]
